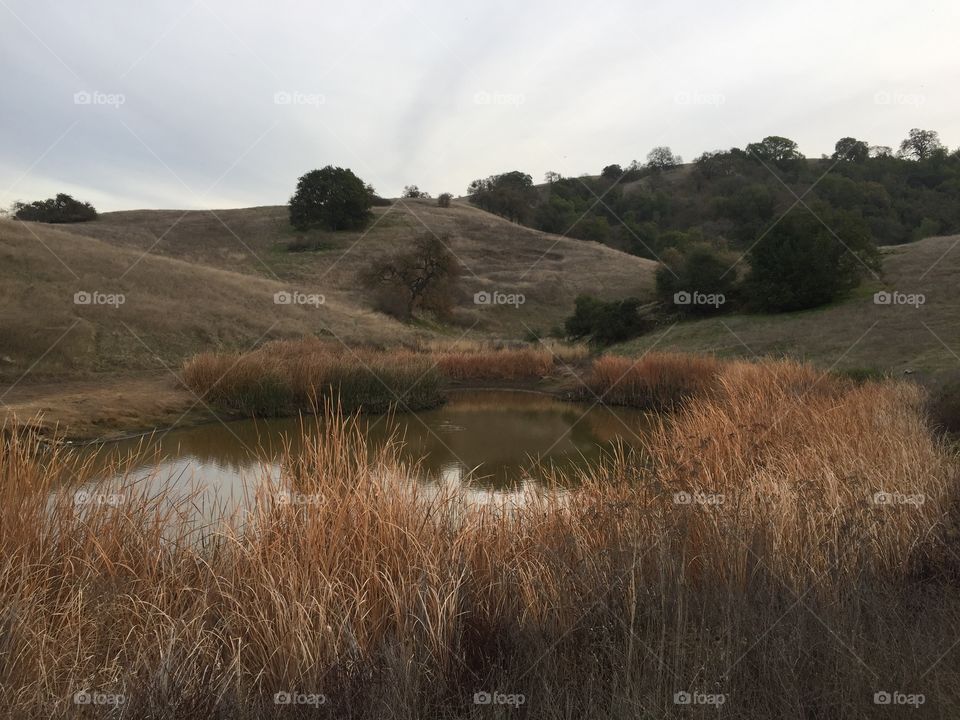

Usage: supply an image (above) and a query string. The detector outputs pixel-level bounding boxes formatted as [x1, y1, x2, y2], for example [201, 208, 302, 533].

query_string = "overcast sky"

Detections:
[1, 0, 957, 212]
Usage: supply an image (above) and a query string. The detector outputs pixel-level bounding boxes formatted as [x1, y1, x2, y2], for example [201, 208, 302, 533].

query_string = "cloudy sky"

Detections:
[1, 0, 957, 212]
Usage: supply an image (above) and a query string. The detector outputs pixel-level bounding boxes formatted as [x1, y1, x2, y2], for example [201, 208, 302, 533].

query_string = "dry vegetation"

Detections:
[182, 338, 588, 415]
[579, 352, 722, 409]
[0, 201, 655, 382]
[182, 338, 444, 415]
[3, 357, 959, 718]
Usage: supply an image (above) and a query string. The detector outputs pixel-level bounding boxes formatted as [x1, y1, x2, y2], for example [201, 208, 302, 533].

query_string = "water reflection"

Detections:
[80, 390, 653, 503]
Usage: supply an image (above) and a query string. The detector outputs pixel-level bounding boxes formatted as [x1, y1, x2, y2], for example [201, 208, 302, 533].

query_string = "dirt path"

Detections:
[0, 373, 210, 441]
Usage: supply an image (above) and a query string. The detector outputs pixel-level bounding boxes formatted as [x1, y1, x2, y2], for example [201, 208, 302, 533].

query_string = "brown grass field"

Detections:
[2, 356, 959, 718]
[0, 200, 656, 383]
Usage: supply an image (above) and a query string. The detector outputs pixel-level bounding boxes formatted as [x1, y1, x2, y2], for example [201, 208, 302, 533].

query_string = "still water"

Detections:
[81, 390, 652, 505]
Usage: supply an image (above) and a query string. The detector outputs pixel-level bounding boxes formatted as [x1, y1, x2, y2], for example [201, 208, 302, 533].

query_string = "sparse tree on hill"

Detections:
[832, 137, 869, 163]
[403, 185, 431, 199]
[646, 146, 681, 170]
[289, 166, 372, 231]
[898, 128, 945, 160]
[601, 164, 623, 180]
[360, 234, 462, 320]
[437, 193, 453, 208]
[746, 135, 804, 163]
[13, 193, 98, 223]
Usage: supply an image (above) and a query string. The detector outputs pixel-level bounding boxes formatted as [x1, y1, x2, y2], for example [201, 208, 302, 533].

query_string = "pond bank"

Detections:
[1, 372, 578, 443]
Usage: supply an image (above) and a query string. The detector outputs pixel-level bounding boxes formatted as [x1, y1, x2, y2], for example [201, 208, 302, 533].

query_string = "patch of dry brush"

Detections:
[2, 358, 959, 718]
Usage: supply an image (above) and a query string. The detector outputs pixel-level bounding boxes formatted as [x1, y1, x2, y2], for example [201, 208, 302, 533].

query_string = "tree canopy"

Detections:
[289, 166, 372, 231]
[13, 194, 98, 223]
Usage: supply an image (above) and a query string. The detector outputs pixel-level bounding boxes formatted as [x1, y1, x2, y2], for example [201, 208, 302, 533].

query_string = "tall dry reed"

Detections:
[2, 357, 958, 718]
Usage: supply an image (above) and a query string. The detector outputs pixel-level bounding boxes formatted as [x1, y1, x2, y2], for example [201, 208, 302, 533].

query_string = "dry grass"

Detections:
[579, 351, 722, 408]
[2, 358, 959, 717]
[0, 202, 655, 381]
[433, 346, 555, 381]
[183, 339, 571, 415]
[182, 338, 443, 415]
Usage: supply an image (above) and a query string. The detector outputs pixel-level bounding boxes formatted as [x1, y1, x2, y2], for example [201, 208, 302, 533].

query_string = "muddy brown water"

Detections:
[77, 390, 654, 511]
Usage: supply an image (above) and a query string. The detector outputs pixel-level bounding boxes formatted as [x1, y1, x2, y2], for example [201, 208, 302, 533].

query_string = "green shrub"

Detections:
[13, 194, 97, 223]
[289, 166, 372, 231]
[564, 295, 650, 346]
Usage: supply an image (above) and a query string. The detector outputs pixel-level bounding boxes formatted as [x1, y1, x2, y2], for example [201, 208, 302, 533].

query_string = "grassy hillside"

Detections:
[0, 200, 656, 381]
[614, 234, 960, 385]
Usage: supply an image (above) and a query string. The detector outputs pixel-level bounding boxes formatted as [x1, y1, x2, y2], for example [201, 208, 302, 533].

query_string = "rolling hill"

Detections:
[614, 234, 960, 388]
[0, 199, 658, 382]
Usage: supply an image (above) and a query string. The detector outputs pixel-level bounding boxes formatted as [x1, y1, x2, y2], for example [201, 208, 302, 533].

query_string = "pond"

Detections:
[78, 390, 653, 510]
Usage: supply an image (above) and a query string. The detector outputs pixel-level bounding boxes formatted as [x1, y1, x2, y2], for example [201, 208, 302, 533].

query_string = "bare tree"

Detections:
[361, 234, 462, 319]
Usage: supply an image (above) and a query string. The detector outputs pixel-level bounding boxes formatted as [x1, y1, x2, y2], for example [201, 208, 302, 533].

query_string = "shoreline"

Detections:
[2, 373, 577, 444]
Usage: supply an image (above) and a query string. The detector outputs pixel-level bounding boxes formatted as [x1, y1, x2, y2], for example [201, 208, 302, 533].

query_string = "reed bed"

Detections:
[182, 338, 444, 415]
[8, 358, 959, 717]
[579, 351, 722, 408]
[433, 346, 554, 381]
[183, 338, 573, 416]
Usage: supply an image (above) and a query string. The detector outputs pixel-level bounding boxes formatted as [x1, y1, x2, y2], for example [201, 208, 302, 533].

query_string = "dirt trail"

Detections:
[1, 373, 207, 441]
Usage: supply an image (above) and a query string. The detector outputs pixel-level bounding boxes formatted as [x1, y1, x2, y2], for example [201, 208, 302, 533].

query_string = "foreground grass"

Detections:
[2, 358, 959, 718]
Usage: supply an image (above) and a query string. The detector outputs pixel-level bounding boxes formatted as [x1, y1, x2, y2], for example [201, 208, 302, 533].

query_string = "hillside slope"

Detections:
[614, 234, 960, 385]
[0, 200, 657, 381]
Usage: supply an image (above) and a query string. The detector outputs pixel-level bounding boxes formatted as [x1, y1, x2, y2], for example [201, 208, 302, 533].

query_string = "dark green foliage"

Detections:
[646, 146, 680, 169]
[601, 164, 623, 180]
[899, 128, 944, 161]
[289, 167, 372, 231]
[745, 208, 879, 312]
[564, 295, 650, 346]
[403, 185, 430, 199]
[833, 137, 869, 163]
[13, 194, 97, 223]
[745, 135, 805, 163]
[437, 193, 453, 208]
[466, 171, 537, 222]
[515, 130, 960, 257]
[655, 246, 735, 316]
